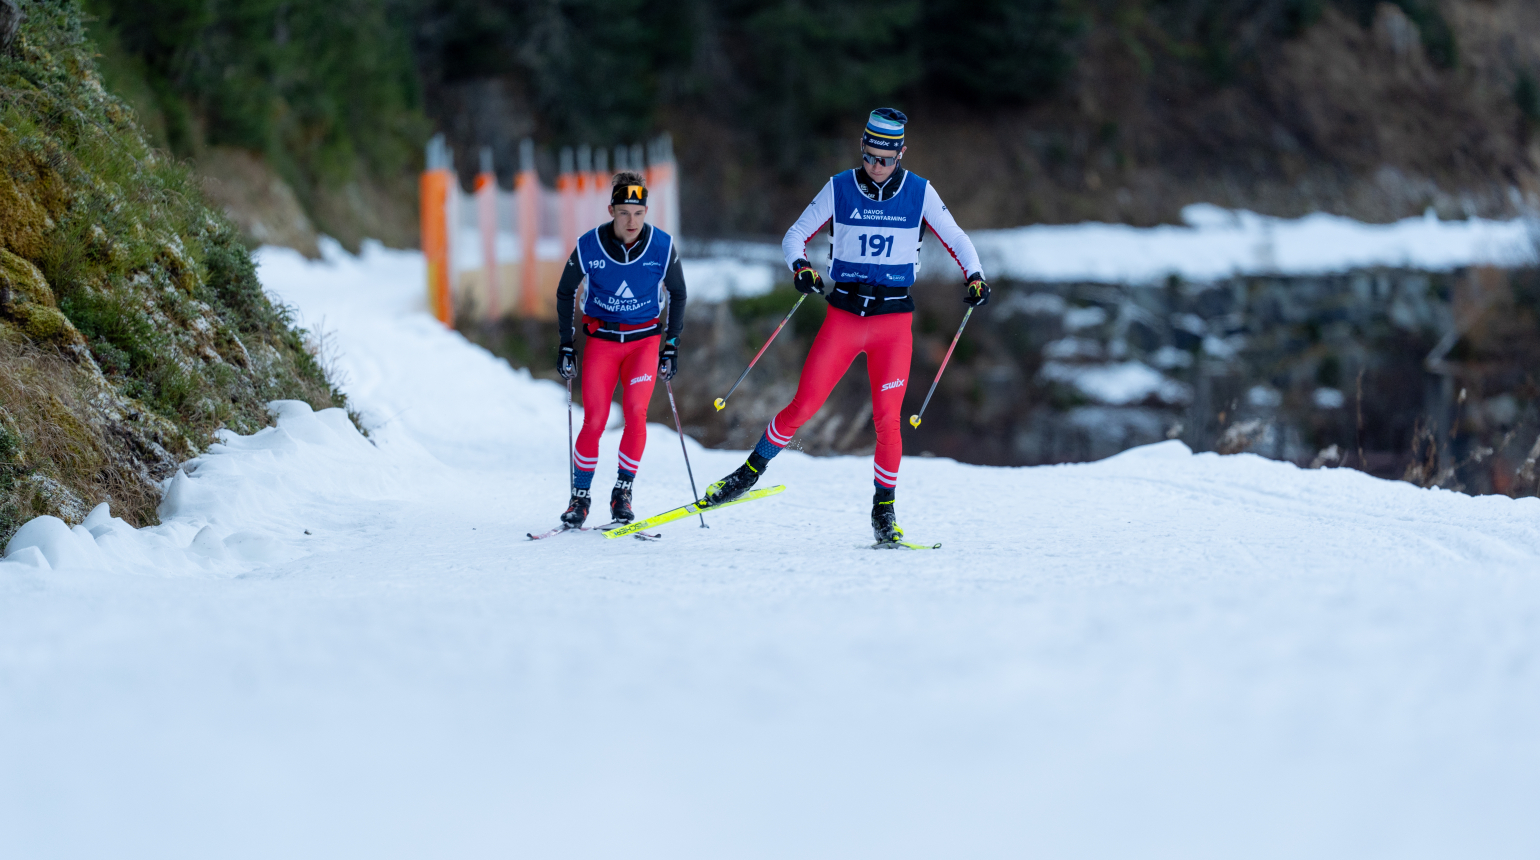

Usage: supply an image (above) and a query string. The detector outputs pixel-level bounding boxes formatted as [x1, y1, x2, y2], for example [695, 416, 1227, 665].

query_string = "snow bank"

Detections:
[667, 206, 1535, 301]
[970, 204, 1537, 284]
[681, 257, 778, 301]
[0, 399, 402, 575]
[1041, 359, 1192, 405]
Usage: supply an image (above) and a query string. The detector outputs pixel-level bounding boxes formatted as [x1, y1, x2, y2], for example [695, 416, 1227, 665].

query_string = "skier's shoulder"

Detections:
[647, 223, 674, 245]
[895, 168, 928, 193]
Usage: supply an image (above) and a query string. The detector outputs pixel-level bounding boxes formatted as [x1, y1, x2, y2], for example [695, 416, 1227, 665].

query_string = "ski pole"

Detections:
[714, 294, 806, 412]
[665, 379, 708, 527]
[566, 377, 575, 494]
[908, 307, 974, 429]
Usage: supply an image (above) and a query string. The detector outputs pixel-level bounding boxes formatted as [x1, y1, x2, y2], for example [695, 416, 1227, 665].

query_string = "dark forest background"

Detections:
[81, 0, 1540, 242]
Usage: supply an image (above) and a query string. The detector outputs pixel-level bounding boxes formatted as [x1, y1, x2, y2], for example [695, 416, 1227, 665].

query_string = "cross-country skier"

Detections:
[701, 107, 988, 543]
[554, 170, 686, 527]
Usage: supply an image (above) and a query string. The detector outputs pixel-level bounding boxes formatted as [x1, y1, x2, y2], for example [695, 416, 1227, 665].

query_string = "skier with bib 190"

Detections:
[554, 170, 686, 528]
[701, 108, 988, 543]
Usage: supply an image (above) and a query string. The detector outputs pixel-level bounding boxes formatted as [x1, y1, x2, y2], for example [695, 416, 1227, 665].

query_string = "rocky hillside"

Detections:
[0, 0, 341, 541]
[82, 0, 427, 254]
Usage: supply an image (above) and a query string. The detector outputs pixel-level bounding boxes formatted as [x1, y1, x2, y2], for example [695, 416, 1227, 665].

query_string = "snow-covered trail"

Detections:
[4, 243, 1540, 859]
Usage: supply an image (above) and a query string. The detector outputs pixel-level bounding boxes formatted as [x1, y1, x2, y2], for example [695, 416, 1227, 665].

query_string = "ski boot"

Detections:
[610, 480, 635, 524]
[560, 488, 591, 528]
[872, 487, 903, 544]
[703, 452, 769, 506]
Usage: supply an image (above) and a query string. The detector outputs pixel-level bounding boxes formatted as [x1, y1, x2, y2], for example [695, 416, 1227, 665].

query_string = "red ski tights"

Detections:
[575, 334, 658, 481]
[764, 306, 912, 488]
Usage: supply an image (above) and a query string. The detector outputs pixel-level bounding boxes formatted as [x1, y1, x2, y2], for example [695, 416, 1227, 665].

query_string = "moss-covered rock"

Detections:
[0, 0, 345, 541]
[0, 248, 86, 347]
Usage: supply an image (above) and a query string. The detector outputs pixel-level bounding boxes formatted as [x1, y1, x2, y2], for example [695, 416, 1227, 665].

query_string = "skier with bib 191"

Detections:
[701, 108, 988, 543]
[554, 170, 686, 528]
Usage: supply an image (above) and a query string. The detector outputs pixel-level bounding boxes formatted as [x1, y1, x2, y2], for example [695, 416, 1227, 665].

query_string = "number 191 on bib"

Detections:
[858, 234, 895, 257]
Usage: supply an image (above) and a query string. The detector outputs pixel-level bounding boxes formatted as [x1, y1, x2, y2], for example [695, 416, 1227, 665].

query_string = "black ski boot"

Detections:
[703, 451, 769, 506]
[560, 488, 591, 528]
[872, 487, 903, 543]
[610, 480, 635, 524]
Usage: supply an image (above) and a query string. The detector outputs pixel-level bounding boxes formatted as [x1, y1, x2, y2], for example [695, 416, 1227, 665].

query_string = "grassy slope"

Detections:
[0, 0, 342, 541]
[81, 0, 429, 253]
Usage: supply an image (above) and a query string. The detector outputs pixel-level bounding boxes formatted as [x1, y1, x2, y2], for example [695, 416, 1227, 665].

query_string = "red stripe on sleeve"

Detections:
[925, 220, 967, 275]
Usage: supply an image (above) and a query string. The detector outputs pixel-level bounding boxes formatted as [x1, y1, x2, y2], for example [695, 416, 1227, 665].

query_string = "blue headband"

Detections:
[862, 107, 907, 150]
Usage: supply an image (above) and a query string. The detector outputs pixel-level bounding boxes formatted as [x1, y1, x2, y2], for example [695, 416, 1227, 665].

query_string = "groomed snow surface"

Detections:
[5, 240, 1540, 858]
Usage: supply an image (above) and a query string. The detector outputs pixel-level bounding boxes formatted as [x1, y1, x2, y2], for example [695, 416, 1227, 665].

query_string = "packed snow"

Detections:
[3, 239, 1539, 858]
[1041, 359, 1192, 405]
[701, 205, 1539, 296]
[446, 205, 1537, 304]
[971, 204, 1538, 284]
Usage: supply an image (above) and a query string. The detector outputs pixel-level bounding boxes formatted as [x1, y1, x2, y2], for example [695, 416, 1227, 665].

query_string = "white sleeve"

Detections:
[922, 184, 984, 280]
[782, 179, 835, 271]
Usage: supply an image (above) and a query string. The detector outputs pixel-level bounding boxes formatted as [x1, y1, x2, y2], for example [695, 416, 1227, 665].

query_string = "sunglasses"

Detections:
[862, 151, 900, 167]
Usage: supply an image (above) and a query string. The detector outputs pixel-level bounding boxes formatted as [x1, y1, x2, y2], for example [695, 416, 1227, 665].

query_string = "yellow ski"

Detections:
[603, 485, 787, 538]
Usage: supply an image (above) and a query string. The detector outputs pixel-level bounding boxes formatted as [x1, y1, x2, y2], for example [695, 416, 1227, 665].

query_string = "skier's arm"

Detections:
[663, 243, 687, 340]
[781, 179, 835, 271]
[921, 184, 984, 280]
[555, 247, 585, 345]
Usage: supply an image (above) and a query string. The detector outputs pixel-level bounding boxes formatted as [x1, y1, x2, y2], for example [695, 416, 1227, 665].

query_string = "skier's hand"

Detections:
[557, 343, 577, 380]
[963, 272, 990, 307]
[659, 336, 679, 382]
[793, 260, 824, 295]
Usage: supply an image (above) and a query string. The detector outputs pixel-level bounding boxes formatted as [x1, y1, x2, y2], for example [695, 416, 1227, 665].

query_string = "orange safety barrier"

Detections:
[474, 171, 499, 319]
[427, 135, 675, 324]
[420, 168, 453, 326]
[645, 159, 675, 236]
[515, 167, 540, 319]
[557, 170, 580, 257]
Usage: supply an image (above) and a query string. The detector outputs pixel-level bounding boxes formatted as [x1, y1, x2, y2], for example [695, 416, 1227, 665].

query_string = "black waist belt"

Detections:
[827, 282, 913, 317]
[583, 316, 661, 343]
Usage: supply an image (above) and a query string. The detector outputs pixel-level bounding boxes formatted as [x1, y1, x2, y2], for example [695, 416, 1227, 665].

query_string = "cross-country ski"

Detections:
[871, 539, 942, 550]
[604, 485, 787, 538]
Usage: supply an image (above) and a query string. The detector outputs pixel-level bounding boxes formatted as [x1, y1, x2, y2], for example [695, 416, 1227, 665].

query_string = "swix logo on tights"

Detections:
[630, 373, 653, 385]
[881, 378, 905, 391]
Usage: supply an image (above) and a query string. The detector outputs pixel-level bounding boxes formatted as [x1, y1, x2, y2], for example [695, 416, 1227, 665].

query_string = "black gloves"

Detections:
[557, 342, 576, 380]
[964, 272, 990, 307]
[793, 259, 824, 295]
[659, 336, 679, 382]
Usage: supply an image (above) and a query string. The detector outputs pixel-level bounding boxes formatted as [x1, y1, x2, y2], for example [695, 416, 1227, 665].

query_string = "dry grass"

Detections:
[0, 336, 160, 534]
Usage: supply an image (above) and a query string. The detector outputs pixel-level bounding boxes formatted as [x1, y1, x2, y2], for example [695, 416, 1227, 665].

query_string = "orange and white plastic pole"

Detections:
[557, 146, 579, 255]
[515, 138, 541, 319]
[421, 134, 454, 327]
[645, 133, 679, 237]
[475, 146, 499, 319]
[589, 146, 609, 230]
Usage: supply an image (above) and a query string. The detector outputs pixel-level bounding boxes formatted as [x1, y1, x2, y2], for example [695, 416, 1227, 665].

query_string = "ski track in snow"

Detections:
[3, 240, 1539, 859]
